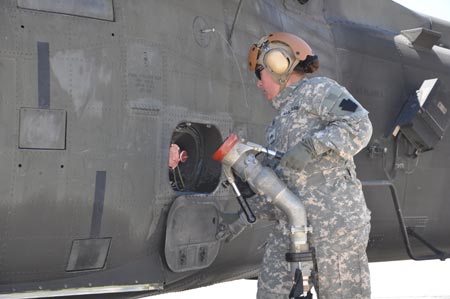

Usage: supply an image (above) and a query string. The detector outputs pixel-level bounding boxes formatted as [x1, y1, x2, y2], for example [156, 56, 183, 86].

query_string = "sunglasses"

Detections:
[255, 65, 264, 80]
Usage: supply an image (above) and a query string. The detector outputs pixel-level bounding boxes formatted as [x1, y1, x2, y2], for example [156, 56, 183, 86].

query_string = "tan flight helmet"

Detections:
[248, 32, 318, 89]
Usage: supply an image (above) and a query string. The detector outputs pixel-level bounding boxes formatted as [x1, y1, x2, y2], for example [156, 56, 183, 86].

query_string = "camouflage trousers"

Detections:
[257, 224, 371, 299]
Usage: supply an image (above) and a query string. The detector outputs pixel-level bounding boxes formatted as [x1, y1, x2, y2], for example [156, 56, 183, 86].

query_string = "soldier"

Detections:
[247, 32, 373, 299]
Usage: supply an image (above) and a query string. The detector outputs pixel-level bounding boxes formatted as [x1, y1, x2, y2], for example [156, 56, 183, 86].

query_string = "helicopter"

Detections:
[0, 0, 450, 298]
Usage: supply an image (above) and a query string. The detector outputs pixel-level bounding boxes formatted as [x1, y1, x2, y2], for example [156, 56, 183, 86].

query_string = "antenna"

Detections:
[202, 28, 249, 108]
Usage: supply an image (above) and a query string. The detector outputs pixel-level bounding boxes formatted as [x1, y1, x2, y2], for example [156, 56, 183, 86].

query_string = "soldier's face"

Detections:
[257, 69, 280, 101]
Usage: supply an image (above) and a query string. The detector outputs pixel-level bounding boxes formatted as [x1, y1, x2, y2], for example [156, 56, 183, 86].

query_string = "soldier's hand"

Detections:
[280, 142, 313, 172]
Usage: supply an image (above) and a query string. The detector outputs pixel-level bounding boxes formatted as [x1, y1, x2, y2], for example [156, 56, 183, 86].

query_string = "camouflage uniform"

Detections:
[257, 77, 372, 299]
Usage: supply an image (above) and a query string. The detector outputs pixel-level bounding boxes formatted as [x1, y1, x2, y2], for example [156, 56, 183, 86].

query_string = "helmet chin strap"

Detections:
[277, 69, 295, 91]
[278, 79, 288, 92]
[273, 59, 300, 92]
[277, 66, 306, 92]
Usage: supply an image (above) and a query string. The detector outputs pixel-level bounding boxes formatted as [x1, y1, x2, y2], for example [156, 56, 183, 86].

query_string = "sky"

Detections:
[152, 1, 450, 299]
[393, 0, 450, 21]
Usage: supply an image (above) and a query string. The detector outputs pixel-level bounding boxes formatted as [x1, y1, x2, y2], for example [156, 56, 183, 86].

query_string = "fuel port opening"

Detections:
[169, 122, 222, 193]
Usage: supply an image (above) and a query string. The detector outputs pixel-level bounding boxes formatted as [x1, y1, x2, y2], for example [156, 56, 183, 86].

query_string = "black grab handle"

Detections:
[236, 195, 256, 223]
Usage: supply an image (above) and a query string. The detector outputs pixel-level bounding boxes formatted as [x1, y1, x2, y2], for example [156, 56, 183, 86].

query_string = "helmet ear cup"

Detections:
[264, 50, 290, 75]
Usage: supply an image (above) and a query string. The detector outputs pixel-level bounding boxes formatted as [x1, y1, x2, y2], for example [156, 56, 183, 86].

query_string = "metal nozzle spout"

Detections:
[213, 134, 311, 250]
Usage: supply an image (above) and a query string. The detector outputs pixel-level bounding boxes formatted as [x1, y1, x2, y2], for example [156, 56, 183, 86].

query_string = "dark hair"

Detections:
[294, 54, 319, 73]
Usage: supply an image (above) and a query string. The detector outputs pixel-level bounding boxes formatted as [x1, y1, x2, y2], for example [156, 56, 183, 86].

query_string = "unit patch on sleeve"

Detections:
[339, 98, 358, 112]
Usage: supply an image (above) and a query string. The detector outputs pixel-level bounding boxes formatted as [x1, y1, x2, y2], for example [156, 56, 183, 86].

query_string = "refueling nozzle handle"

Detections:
[235, 194, 256, 224]
[244, 141, 284, 159]
[260, 148, 284, 160]
[273, 151, 284, 160]
[229, 180, 256, 223]
[223, 166, 257, 224]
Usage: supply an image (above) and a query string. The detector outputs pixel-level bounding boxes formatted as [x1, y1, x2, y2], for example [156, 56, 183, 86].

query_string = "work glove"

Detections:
[215, 212, 252, 242]
[280, 137, 315, 172]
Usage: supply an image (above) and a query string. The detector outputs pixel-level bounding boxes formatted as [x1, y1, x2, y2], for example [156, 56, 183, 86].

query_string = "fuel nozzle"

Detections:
[212, 134, 256, 223]
[213, 133, 314, 297]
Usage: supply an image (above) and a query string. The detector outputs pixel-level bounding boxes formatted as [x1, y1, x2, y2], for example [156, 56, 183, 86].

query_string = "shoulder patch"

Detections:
[339, 98, 358, 112]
